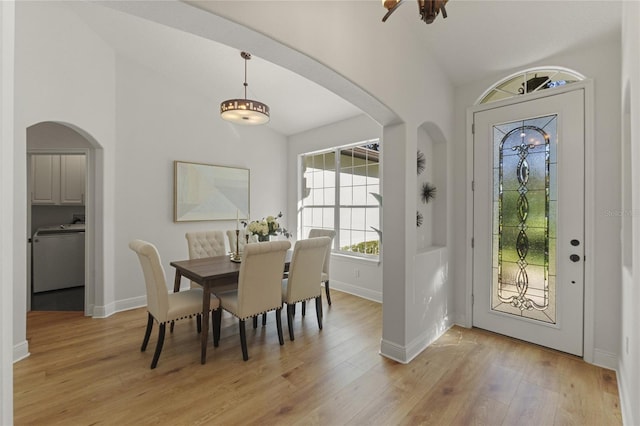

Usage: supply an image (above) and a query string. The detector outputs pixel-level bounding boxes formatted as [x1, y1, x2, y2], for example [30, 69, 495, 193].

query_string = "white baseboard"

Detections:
[92, 295, 146, 318]
[13, 340, 29, 363]
[379, 338, 409, 363]
[380, 322, 453, 364]
[329, 280, 382, 303]
[617, 359, 637, 426]
[592, 348, 618, 370]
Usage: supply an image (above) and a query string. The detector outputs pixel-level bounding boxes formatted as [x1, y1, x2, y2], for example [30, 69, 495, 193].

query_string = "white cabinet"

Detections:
[31, 154, 85, 205]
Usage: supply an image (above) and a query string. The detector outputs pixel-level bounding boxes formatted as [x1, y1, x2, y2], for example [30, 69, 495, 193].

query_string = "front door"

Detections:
[472, 89, 585, 356]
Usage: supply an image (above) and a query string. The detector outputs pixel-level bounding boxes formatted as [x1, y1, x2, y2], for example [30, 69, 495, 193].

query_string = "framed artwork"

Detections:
[174, 161, 250, 222]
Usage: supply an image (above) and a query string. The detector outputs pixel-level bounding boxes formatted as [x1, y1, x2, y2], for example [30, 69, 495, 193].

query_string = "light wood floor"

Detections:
[14, 290, 621, 425]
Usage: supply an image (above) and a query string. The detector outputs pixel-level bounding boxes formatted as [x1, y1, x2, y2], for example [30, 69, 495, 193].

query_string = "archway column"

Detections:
[380, 122, 411, 361]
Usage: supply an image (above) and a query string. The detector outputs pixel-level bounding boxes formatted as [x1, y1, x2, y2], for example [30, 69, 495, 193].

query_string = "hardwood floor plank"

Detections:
[14, 291, 621, 425]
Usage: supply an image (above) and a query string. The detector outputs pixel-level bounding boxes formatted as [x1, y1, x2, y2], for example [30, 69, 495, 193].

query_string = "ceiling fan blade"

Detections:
[382, 0, 405, 22]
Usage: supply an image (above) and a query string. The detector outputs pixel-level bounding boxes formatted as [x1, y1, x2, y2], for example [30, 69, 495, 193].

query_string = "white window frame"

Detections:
[299, 139, 381, 259]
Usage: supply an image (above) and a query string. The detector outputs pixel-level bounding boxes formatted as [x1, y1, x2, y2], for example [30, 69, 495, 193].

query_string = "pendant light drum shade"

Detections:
[220, 51, 270, 125]
[220, 99, 270, 125]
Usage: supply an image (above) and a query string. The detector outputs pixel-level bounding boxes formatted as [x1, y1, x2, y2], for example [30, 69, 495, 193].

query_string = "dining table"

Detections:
[170, 251, 291, 364]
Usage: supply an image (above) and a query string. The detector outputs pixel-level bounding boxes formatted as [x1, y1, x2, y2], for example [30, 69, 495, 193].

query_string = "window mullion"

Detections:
[334, 147, 341, 251]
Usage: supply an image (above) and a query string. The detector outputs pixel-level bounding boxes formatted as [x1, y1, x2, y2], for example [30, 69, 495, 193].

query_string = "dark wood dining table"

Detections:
[170, 252, 291, 364]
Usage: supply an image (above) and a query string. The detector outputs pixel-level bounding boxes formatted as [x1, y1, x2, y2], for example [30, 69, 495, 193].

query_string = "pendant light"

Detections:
[220, 51, 270, 125]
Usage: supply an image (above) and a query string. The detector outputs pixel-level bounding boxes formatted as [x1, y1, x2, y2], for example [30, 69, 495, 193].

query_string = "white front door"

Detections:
[472, 89, 585, 356]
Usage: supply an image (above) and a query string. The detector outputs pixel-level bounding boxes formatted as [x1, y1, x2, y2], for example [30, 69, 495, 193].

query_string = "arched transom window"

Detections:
[477, 66, 585, 105]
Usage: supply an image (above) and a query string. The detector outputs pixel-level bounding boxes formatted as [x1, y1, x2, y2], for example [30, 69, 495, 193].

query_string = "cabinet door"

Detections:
[31, 155, 60, 205]
[60, 155, 86, 205]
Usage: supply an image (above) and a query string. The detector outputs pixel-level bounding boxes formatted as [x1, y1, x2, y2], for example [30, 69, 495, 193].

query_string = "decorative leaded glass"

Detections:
[478, 67, 585, 105]
[492, 115, 557, 324]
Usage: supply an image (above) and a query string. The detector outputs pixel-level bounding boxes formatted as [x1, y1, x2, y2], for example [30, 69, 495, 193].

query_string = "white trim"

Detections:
[617, 362, 635, 426]
[91, 295, 147, 319]
[582, 80, 596, 364]
[379, 338, 409, 363]
[590, 348, 617, 370]
[475, 65, 587, 105]
[466, 81, 596, 362]
[464, 105, 474, 328]
[328, 280, 382, 303]
[12, 341, 29, 363]
[380, 323, 454, 364]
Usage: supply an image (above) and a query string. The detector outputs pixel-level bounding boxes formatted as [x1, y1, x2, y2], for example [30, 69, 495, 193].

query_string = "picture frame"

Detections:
[174, 161, 250, 222]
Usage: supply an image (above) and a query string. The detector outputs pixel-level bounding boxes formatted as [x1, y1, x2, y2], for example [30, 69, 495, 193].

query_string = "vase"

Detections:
[258, 234, 270, 242]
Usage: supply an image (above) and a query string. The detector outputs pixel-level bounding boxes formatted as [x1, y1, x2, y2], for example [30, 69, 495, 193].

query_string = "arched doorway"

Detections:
[26, 121, 102, 317]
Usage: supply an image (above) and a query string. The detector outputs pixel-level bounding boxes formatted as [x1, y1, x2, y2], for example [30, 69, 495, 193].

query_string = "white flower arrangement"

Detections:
[244, 212, 290, 241]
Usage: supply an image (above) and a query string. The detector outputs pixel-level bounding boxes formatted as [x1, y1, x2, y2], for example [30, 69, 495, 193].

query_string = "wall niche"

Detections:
[416, 122, 447, 252]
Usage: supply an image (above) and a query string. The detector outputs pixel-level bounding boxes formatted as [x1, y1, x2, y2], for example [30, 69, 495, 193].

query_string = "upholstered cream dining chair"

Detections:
[129, 239, 220, 369]
[226, 229, 257, 256]
[282, 236, 331, 341]
[185, 231, 227, 272]
[213, 240, 291, 361]
[184, 231, 227, 332]
[308, 228, 336, 305]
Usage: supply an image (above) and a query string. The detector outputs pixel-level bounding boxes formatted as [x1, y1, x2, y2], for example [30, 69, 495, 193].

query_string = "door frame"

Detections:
[465, 80, 595, 362]
[27, 147, 94, 317]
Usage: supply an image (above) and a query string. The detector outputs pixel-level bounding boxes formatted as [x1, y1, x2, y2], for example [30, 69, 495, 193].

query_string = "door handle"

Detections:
[570, 239, 580, 246]
[570, 254, 580, 262]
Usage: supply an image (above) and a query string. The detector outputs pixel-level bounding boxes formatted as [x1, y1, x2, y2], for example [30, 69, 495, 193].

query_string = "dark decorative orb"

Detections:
[421, 182, 437, 204]
[417, 150, 426, 175]
[416, 211, 424, 227]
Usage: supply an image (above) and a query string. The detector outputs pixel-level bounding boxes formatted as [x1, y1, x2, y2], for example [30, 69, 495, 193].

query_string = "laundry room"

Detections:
[27, 122, 90, 312]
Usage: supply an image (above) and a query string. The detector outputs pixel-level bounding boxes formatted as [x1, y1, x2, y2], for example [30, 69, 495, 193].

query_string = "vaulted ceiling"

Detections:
[69, 1, 622, 136]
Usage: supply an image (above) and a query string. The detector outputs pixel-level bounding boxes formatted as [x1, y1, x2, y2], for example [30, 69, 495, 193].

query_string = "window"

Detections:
[477, 66, 585, 105]
[300, 140, 380, 257]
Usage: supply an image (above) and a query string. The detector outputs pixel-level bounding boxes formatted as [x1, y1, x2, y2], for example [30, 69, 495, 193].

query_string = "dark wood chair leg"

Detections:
[286, 304, 295, 341]
[315, 296, 323, 330]
[141, 313, 153, 351]
[302, 301, 306, 316]
[252, 316, 258, 329]
[262, 313, 267, 326]
[212, 309, 222, 347]
[197, 314, 202, 333]
[239, 319, 249, 361]
[276, 308, 285, 345]
[292, 303, 296, 316]
[150, 323, 166, 369]
[325, 280, 332, 306]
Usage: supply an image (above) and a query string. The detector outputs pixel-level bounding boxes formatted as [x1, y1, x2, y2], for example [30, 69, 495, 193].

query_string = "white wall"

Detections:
[619, 2, 640, 424]
[0, 1, 15, 423]
[114, 55, 288, 306]
[14, 0, 117, 354]
[453, 35, 622, 367]
[287, 114, 383, 302]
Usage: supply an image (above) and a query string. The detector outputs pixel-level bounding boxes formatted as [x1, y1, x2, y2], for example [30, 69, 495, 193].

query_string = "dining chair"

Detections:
[308, 228, 336, 306]
[185, 230, 227, 269]
[282, 236, 331, 341]
[214, 240, 291, 361]
[226, 229, 256, 255]
[184, 230, 227, 332]
[129, 239, 220, 369]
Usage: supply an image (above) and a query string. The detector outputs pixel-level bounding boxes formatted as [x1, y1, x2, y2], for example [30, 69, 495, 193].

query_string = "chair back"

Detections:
[285, 237, 331, 303]
[185, 231, 226, 258]
[308, 228, 336, 276]
[236, 240, 291, 319]
[129, 240, 169, 322]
